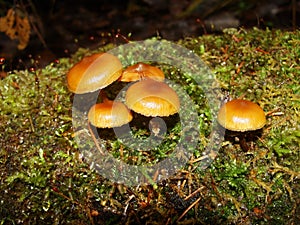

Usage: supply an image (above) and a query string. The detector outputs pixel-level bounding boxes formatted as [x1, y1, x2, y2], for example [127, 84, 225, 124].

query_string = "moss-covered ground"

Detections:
[0, 28, 299, 224]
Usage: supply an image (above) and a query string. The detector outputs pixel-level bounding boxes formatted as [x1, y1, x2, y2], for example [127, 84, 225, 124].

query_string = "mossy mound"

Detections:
[0, 28, 299, 224]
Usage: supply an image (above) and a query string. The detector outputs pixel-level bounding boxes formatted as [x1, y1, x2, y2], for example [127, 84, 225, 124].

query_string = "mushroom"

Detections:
[119, 62, 165, 82]
[67, 53, 123, 94]
[125, 78, 180, 117]
[217, 99, 266, 151]
[88, 96, 133, 128]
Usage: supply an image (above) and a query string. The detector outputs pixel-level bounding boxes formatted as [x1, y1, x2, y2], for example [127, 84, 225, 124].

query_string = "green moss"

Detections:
[1, 28, 299, 224]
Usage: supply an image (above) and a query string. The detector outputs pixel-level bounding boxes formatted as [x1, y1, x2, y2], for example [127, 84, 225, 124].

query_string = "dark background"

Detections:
[0, 0, 299, 70]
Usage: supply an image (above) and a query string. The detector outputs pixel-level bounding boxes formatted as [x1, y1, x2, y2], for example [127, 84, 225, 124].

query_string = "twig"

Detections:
[88, 121, 105, 155]
[184, 186, 204, 201]
[177, 197, 201, 222]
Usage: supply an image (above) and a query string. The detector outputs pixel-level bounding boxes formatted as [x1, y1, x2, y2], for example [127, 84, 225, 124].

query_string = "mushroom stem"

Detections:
[239, 135, 249, 151]
[99, 90, 109, 103]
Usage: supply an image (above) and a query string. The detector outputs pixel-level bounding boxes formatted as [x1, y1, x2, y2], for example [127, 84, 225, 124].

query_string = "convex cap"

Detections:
[119, 62, 165, 82]
[88, 100, 133, 128]
[125, 78, 180, 117]
[217, 99, 266, 132]
[67, 53, 123, 94]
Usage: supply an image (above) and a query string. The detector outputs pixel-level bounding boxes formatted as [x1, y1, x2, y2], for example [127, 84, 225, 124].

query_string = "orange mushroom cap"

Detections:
[125, 78, 180, 117]
[88, 100, 133, 128]
[119, 62, 165, 82]
[67, 53, 123, 94]
[217, 99, 266, 132]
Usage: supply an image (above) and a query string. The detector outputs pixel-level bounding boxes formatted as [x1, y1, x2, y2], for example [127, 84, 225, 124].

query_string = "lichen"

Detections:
[0, 28, 299, 224]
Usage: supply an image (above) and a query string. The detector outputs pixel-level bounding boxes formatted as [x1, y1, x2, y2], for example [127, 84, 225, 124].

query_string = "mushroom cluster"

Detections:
[67, 53, 180, 130]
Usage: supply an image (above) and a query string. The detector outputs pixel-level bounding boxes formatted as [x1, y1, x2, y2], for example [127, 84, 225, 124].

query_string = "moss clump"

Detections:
[1, 28, 299, 224]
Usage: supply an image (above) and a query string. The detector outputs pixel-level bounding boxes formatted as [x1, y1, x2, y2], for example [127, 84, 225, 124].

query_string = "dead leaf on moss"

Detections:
[0, 8, 30, 50]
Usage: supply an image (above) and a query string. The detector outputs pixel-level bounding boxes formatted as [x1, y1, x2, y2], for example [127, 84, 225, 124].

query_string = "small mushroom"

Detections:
[217, 99, 266, 151]
[125, 78, 180, 117]
[88, 95, 133, 128]
[67, 53, 123, 94]
[119, 62, 165, 82]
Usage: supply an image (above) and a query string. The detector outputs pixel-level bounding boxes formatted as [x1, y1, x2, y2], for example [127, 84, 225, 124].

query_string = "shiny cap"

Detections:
[217, 99, 266, 131]
[119, 62, 165, 82]
[67, 53, 122, 94]
[125, 79, 180, 117]
[88, 100, 133, 128]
